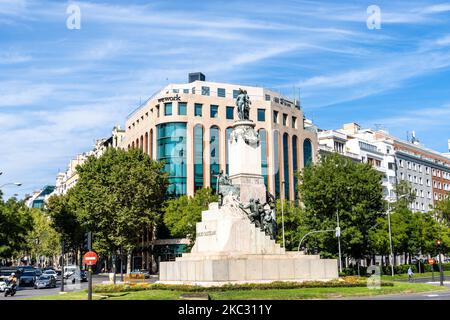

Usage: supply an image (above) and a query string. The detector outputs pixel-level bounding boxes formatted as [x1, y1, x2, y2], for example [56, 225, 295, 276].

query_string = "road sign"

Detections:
[83, 251, 98, 266]
[428, 258, 435, 265]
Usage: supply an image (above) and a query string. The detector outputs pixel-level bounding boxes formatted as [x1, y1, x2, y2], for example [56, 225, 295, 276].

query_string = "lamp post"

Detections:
[387, 194, 407, 276]
[335, 192, 342, 273]
[436, 240, 444, 286]
[281, 181, 286, 248]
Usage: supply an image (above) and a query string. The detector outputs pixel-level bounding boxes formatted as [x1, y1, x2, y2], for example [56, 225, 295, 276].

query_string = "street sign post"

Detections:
[428, 258, 435, 281]
[83, 251, 97, 300]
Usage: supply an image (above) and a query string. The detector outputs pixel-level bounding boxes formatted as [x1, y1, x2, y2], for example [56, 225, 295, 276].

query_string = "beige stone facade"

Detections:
[123, 79, 318, 199]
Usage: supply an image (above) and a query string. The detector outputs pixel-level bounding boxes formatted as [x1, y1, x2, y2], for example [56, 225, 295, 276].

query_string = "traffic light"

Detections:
[83, 231, 92, 251]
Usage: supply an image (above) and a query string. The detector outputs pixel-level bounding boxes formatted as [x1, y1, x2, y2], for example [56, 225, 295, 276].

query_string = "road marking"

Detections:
[425, 294, 439, 297]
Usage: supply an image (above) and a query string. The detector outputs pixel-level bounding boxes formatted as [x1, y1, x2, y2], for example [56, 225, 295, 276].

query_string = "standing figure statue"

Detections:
[240, 198, 261, 229]
[236, 88, 251, 121]
[262, 210, 276, 239]
[216, 170, 234, 207]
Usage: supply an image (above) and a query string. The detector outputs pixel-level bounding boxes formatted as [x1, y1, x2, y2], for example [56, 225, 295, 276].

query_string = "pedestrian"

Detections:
[407, 266, 414, 282]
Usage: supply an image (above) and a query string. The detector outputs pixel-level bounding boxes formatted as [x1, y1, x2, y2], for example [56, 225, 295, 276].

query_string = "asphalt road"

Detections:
[0, 275, 109, 300]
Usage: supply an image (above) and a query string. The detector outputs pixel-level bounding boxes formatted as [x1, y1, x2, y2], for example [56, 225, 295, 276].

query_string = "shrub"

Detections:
[92, 278, 393, 293]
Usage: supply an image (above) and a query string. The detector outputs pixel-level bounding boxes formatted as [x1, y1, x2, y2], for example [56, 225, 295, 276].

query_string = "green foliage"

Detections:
[299, 153, 386, 260]
[25, 209, 61, 259]
[163, 188, 218, 243]
[72, 147, 169, 255]
[434, 193, 450, 226]
[46, 191, 84, 254]
[275, 200, 305, 250]
[0, 196, 33, 258]
[93, 279, 393, 293]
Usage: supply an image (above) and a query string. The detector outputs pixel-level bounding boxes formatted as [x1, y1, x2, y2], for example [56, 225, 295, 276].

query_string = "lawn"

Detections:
[28, 282, 447, 300]
[381, 270, 450, 281]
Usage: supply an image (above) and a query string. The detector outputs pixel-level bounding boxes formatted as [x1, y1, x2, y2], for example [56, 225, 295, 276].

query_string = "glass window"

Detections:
[233, 90, 239, 99]
[259, 129, 268, 187]
[292, 135, 298, 200]
[274, 97, 280, 103]
[226, 128, 232, 175]
[273, 111, 278, 124]
[283, 133, 290, 200]
[178, 102, 187, 115]
[274, 131, 280, 198]
[191, 87, 195, 94]
[194, 125, 204, 191]
[156, 122, 187, 196]
[172, 89, 179, 93]
[283, 114, 288, 126]
[257, 109, 265, 122]
[303, 139, 312, 167]
[164, 103, 172, 116]
[226, 106, 234, 120]
[156, 105, 160, 117]
[292, 116, 297, 128]
[265, 94, 271, 101]
[195, 103, 202, 117]
[183, 88, 189, 94]
[210, 105, 218, 118]
[218, 88, 226, 97]
[202, 86, 210, 96]
[210, 126, 220, 193]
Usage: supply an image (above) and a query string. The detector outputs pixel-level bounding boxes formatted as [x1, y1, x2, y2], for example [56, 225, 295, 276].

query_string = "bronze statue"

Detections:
[240, 198, 261, 229]
[236, 88, 251, 120]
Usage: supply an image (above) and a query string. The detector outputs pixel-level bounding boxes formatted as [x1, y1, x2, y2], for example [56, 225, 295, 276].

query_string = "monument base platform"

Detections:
[158, 253, 338, 286]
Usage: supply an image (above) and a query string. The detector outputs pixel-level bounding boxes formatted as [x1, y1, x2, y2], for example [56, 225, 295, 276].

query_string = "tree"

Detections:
[46, 191, 84, 262]
[0, 196, 33, 262]
[163, 188, 218, 244]
[25, 209, 61, 267]
[434, 193, 450, 226]
[71, 147, 168, 272]
[275, 200, 305, 251]
[299, 153, 386, 263]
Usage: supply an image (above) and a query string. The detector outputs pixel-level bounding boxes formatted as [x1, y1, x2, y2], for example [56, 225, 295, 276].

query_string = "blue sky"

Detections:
[1, 0, 450, 199]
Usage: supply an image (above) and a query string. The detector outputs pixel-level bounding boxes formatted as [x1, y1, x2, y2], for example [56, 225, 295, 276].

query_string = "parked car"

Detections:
[19, 270, 38, 287]
[131, 269, 150, 279]
[43, 269, 60, 281]
[34, 274, 57, 289]
[63, 266, 87, 283]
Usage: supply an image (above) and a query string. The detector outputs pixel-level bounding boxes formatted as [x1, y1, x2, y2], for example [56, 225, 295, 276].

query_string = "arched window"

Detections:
[140, 135, 144, 151]
[156, 122, 187, 196]
[136, 138, 139, 149]
[283, 133, 290, 200]
[259, 129, 268, 187]
[273, 130, 280, 198]
[210, 126, 220, 193]
[292, 135, 298, 200]
[304, 139, 313, 167]
[149, 129, 153, 159]
[225, 128, 233, 175]
[131, 141, 135, 149]
[194, 124, 204, 191]
[144, 132, 149, 155]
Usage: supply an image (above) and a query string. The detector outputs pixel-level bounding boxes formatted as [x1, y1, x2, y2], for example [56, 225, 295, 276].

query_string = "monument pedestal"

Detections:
[228, 120, 266, 203]
[158, 119, 338, 286]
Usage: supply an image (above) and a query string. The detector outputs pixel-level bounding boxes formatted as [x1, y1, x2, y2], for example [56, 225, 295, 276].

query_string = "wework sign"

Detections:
[158, 94, 181, 103]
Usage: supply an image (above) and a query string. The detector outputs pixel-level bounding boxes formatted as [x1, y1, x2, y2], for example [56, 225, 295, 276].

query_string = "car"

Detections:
[19, 270, 38, 287]
[0, 278, 7, 292]
[43, 269, 60, 281]
[63, 266, 87, 283]
[34, 274, 57, 289]
[131, 269, 150, 279]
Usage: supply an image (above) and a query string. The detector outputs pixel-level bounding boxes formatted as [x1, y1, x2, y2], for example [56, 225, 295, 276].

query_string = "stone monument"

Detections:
[158, 89, 338, 286]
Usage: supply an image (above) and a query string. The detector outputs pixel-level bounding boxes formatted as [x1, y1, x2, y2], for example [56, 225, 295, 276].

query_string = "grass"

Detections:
[381, 270, 450, 281]
[28, 282, 447, 300]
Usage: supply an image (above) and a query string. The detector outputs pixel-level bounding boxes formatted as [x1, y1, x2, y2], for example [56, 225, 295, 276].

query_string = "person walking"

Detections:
[407, 266, 414, 282]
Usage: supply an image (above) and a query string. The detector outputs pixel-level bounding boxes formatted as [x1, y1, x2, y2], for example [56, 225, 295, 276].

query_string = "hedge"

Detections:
[92, 278, 393, 293]
[340, 263, 450, 276]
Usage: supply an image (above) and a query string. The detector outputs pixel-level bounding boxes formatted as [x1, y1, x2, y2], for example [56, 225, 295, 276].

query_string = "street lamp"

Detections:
[387, 193, 408, 276]
[281, 181, 286, 248]
[0, 182, 22, 188]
